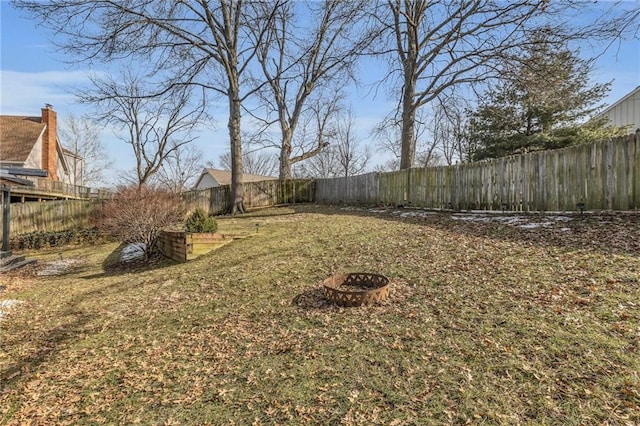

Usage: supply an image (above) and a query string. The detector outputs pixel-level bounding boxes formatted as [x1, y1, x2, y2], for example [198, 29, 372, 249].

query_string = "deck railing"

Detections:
[32, 178, 91, 197]
[10, 178, 111, 200]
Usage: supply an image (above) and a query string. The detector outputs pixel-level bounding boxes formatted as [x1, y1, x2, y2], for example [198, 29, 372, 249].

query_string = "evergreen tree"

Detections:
[470, 35, 622, 161]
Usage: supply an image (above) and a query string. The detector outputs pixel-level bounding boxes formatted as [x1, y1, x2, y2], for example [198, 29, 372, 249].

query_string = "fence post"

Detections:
[606, 138, 615, 210]
[406, 168, 411, 206]
[1, 186, 10, 254]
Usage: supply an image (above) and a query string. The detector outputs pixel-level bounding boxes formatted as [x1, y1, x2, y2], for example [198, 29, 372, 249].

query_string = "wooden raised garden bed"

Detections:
[157, 231, 235, 262]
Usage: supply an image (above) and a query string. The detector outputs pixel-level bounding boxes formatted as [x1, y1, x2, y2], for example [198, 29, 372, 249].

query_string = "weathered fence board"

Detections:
[316, 173, 378, 205]
[5, 136, 638, 241]
[629, 133, 640, 209]
[182, 185, 231, 216]
[182, 179, 315, 216]
[379, 171, 408, 206]
[317, 134, 639, 211]
[0, 200, 96, 237]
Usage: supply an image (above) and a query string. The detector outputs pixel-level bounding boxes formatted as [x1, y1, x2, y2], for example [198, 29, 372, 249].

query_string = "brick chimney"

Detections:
[41, 104, 59, 181]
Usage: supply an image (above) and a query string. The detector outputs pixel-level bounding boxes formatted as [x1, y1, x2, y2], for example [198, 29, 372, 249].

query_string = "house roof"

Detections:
[597, 85, 640, 118]
[197, 168, 277, 187]
[0, 116, 45, 162]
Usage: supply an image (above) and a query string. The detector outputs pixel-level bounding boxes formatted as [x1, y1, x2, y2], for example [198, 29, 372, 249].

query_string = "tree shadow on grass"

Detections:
[81, 242, 179, 279]
[292, 286, 335, 310]
[288, 204, 640, 258]
[1, 311, 98, 392]
[1, 243, 181, 394]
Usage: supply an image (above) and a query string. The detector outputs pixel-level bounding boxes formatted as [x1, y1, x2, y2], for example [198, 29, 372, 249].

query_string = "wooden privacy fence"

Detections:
[316, 173, 379, 205]
[4, 134, 637, 240]
[1, 200, 97, 237]
[317, 134, 640, 211]
[3, 180, 315, 238]
[182, 185, 231, 216]
[182, 179, 315, 215]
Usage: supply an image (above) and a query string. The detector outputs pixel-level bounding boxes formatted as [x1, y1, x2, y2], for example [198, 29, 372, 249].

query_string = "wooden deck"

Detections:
[6, 178, 109, 202]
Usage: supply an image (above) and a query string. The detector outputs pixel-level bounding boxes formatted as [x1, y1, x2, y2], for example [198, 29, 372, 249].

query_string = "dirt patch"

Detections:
[37, 258, 83, 276]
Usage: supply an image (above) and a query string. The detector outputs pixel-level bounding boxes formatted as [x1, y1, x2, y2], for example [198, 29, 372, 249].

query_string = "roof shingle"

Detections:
[0, 116, 45, 162]
[202, 168, 277, 186]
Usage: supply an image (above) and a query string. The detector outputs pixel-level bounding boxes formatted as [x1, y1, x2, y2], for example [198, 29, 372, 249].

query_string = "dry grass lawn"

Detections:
[1, 205, 639, 425]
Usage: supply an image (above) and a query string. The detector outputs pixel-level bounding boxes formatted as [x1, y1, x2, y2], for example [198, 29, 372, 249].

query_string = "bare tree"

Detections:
[431, 96, 475, 165]
[374, 109, 440, 169]
[82, 71, 204, 187]
[284, 93, 341, 177]
[97, 185, 186, 260]
[15, 0, 282, 214]
[373, 0, 620, 169]
[296, 110, 372, 178]
[58, 113, 113, 186]
[217, 146, 278, 177]
[372, 158, 401, 173]
[334, 111, 372, 178]
[294, 148, 339, 179]
[154, 144, 205, 193]
[596, 2, 640, 47]
[247, 0, 373, 179]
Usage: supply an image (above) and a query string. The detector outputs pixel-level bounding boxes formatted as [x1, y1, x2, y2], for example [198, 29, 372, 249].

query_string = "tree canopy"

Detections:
[469, 36, 624, 161]
[13, 0, 638, 195]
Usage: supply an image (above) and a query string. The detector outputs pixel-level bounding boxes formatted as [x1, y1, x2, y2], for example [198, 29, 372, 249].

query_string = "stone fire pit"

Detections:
[323, 273, 390, 307]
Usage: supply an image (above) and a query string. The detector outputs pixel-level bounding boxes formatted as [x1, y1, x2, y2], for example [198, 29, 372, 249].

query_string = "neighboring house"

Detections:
[194, 168, 277, 190]
[0, 104, 83, 187]
[595, 86, 640, 132]
[62, 148, 84, 187]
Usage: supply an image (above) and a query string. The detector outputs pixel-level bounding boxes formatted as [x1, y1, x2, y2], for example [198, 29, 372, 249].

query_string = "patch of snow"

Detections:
[456, 215, 526, 224]
[0, 299, 23, 320]
[519, 220, 562, 229]
[489, 216, 527, 225]
[466, 210, 519, 215]
[452, 213, 574, 229]
[553, 216, 573, 222]
[517, 223, 537, 229]
[0, 300, 22, 309]
[368, 209, 388, 213]
[37, 258, 82, 276]
[507, 218, 527, 225]
[391, 210, 437, 218]
[560, 227, 571, 232]
[395, 211, 438, 218]
[451, 214, 474, 220]
[121, 242, 147, 262]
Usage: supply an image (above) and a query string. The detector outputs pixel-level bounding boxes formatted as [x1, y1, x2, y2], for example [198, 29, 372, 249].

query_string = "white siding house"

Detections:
[195, 171, 220, 190]
[596, 86, 640, 132]
[194, 168, 277, 190]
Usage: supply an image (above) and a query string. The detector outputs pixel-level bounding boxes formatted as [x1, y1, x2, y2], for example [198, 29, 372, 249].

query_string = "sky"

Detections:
[1, 1, 638, 186]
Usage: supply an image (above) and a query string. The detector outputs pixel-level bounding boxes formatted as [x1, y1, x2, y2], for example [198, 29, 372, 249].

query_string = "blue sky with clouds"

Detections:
[1, 1, 638, 182]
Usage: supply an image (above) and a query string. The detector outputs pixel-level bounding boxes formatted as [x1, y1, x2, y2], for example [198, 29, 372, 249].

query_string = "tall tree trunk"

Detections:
[279, 128, 293, 179]
[398, 1, 419, 170]
[400, 73, 417, 169]
[229, 91, 245, 214]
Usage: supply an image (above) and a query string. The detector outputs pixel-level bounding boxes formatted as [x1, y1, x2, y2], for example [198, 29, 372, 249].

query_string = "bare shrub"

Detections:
[97, 185, 186, 260]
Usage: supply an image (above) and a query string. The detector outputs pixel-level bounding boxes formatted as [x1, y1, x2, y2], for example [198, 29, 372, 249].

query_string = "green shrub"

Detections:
[185, 208, 218, 233]
[12, 228, 105, 250]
